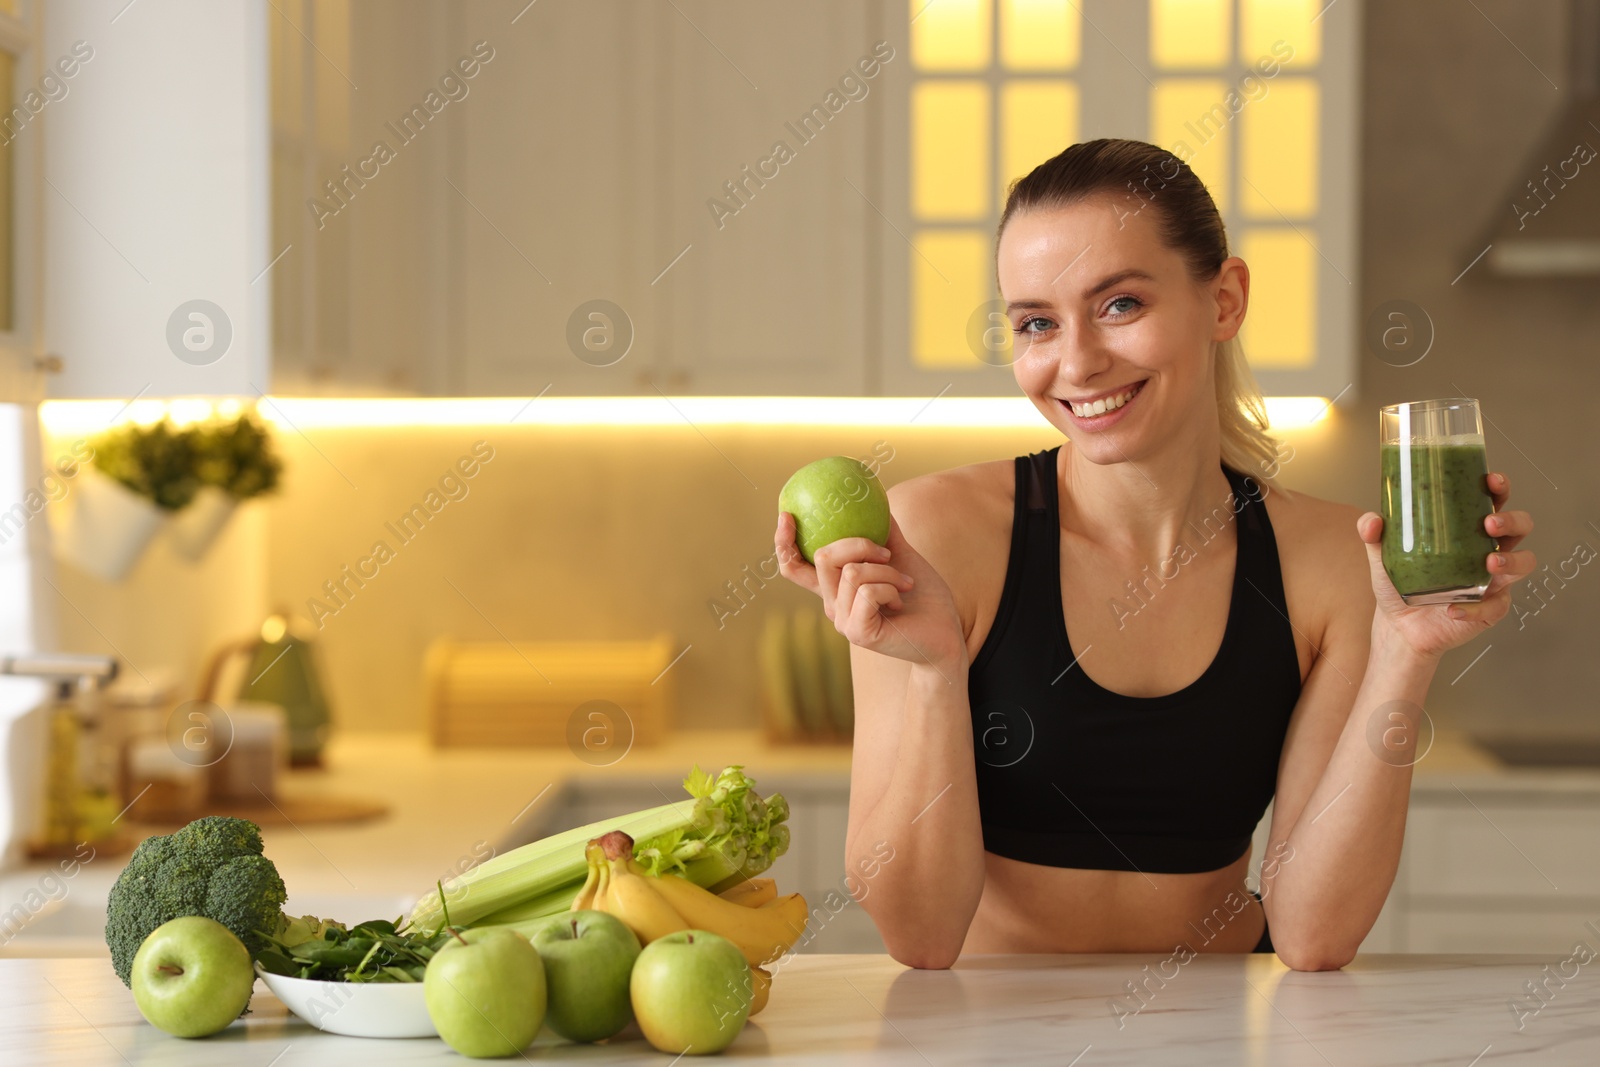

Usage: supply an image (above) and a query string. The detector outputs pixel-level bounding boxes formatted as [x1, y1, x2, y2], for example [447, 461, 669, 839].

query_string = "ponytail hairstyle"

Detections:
[996, 138, 1281, 482]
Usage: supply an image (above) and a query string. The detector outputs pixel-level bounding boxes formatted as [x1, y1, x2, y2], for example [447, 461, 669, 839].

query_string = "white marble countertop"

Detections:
[5, 952, 1594, 1065]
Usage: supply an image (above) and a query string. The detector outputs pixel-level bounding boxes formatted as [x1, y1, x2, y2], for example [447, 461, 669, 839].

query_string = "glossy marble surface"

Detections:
[5, 951, 1595, 1065]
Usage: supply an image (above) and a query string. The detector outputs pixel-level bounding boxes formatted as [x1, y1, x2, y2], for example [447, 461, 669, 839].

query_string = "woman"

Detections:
[774, 139, 1536, 972]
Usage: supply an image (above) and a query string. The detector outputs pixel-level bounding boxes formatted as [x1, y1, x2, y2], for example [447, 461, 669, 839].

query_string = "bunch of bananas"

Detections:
[574, 831, 808, 1014]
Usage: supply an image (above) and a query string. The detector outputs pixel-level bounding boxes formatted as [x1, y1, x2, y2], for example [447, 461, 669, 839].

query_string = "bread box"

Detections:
[424, 634, 676, 749]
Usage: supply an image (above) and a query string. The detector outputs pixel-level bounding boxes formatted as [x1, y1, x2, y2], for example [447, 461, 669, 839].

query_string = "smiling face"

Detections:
[997, 194, 1247, 468]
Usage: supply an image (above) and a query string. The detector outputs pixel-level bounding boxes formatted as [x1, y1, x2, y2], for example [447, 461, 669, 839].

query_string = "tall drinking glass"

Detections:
[1379, 398, 1499, 605]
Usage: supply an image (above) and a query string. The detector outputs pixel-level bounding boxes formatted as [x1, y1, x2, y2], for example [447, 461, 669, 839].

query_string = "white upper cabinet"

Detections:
[269, 0, 1359, 399]
[43, 0, 271, 399]
[273, 0, 881, 397]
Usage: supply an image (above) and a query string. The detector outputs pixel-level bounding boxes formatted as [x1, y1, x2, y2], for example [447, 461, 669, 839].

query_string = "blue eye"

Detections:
[1106, 295, 1143, 317]
[1015, 316, 1054, 334]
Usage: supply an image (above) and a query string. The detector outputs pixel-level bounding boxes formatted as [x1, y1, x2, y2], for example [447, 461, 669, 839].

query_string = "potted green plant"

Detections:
[168, 413, 283, 560]
[57, 419, 201, 581]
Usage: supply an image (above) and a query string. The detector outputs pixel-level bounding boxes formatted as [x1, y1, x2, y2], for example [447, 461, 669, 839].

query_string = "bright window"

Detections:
[1239, 228, 1316, 368]
[905, 0, 1342, 381]
[911, 81, 991, 220]
[1150, 78, 1232, 213]
[999, 81, 1078, 212]
[909, 0, 1080, 371]
[1149, 0, 1324, 369]
[1151, 0, 1231, 69]
[912, 231, 993, 369]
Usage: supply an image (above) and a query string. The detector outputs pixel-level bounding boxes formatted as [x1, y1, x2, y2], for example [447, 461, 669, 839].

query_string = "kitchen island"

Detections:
[3, 951, 1590, 1064]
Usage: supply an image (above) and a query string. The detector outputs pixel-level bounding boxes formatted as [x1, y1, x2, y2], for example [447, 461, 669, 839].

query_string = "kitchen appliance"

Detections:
[199, 612, 333, 766]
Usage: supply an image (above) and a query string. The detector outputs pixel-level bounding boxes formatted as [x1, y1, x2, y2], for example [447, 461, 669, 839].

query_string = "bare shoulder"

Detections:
[887, 458, 1014, 556]
[1260, 480, 1375, 636]
[886, 459, 1016, 638]
[1260, 481, 1365, 568]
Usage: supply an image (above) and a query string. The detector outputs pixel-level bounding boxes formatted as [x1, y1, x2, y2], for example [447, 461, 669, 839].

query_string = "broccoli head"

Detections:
[105, 816, 289, 986]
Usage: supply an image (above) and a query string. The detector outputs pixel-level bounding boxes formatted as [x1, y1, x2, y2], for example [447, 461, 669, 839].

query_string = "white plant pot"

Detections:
[166, 486, 238, 562]
[52, 470, 167, 582]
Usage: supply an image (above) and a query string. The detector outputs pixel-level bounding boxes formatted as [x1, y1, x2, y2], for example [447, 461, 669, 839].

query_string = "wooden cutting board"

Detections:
[130, 795, 389, 827]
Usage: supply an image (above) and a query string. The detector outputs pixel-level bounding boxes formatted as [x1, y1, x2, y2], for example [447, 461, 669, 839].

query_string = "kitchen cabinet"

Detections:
[1368, 785, 1600, 954]
[271, 0, 877, 398]
[269, 1, 1364, 401]
[1245, 770, 1600, 957]
[650, 0, 877, 397]
[28, 0, 1361, 400]
[42, 0, 271, 399]
[269, 0, 1360, 400]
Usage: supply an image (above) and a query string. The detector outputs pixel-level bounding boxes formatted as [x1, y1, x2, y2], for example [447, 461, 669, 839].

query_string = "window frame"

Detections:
[884, 0, 1359, 404]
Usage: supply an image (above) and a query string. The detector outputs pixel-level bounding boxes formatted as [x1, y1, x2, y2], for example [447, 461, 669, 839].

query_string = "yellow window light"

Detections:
[1000, 0, 1080, 70]
[1241, 0, 1320, 68]
[1150, 0, 1231, 69]
[913, 80, 991, 220]
[1150, 78, 1231, 212]
[910, 0, 991, 71]
[1239, 227, 1317, 368]
[999, 81, 1078, 210]
[1241, 77, 1318, 219]
[911, 229, 992, 370]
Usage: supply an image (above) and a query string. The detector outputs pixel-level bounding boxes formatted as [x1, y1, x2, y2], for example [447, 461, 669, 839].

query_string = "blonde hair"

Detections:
[1214, 335, 1281, 481]
[997, 138, 1283, 483]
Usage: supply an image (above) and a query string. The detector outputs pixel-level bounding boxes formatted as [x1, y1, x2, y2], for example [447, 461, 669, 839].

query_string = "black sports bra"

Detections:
[965, 446, 1302, 874]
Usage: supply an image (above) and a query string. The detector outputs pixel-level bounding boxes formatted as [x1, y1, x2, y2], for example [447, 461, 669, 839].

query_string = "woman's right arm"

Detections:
[774, 488, 986, 969]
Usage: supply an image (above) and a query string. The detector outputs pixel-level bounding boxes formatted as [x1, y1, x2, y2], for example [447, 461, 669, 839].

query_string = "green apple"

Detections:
[424, 927, 546, 1058]
[630, 929, 752, 1055]
[130, 916, 255, 1038]
[779, 456, 890, 563]
[528, 910, 641, 1042]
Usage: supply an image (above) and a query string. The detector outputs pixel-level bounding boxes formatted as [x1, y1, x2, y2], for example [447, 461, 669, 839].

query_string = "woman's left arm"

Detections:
[1259, 471, 1536, 971]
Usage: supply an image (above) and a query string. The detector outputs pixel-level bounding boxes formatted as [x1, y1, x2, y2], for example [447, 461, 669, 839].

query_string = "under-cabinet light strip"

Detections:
[38, 395, 1336, 433]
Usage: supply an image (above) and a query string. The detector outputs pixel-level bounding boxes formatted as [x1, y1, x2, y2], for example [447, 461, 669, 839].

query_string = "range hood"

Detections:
[1485, 0, 1600, 276]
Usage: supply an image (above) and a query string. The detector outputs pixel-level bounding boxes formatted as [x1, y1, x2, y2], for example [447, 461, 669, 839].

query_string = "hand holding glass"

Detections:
[1378, 398, 1499, 605]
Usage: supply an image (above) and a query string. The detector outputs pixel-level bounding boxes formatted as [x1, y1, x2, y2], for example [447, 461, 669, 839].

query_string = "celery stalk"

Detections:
[407, 800, 695, 933]
[452, 800, 686, 884]
[407, 764, 792, 934]
[472, 882, 586, 926]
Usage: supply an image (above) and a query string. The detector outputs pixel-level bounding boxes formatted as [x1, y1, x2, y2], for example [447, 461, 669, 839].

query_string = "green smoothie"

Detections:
[1380, 440, 1497, 600]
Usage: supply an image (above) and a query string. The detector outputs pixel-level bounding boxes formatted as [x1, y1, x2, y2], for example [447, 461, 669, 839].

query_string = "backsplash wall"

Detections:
[256, 418, 1338, 734]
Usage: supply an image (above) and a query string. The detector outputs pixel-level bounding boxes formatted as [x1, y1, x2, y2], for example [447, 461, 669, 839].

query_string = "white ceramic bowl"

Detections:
[256, 964, 438, 1038]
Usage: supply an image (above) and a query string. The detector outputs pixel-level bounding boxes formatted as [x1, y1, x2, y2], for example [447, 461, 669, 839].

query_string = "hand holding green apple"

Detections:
[778, 456, 890, 563]
[630, 929, 752, 1055]
[424, 927, 547, 1059]
[775, 458, 966, 671]
[528, 910, 641, 1043]
[130, 916, 256, 1038]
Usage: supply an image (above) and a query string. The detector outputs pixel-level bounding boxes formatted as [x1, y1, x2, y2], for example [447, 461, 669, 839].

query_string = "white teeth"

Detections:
[1068, 383, 1140, 418]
